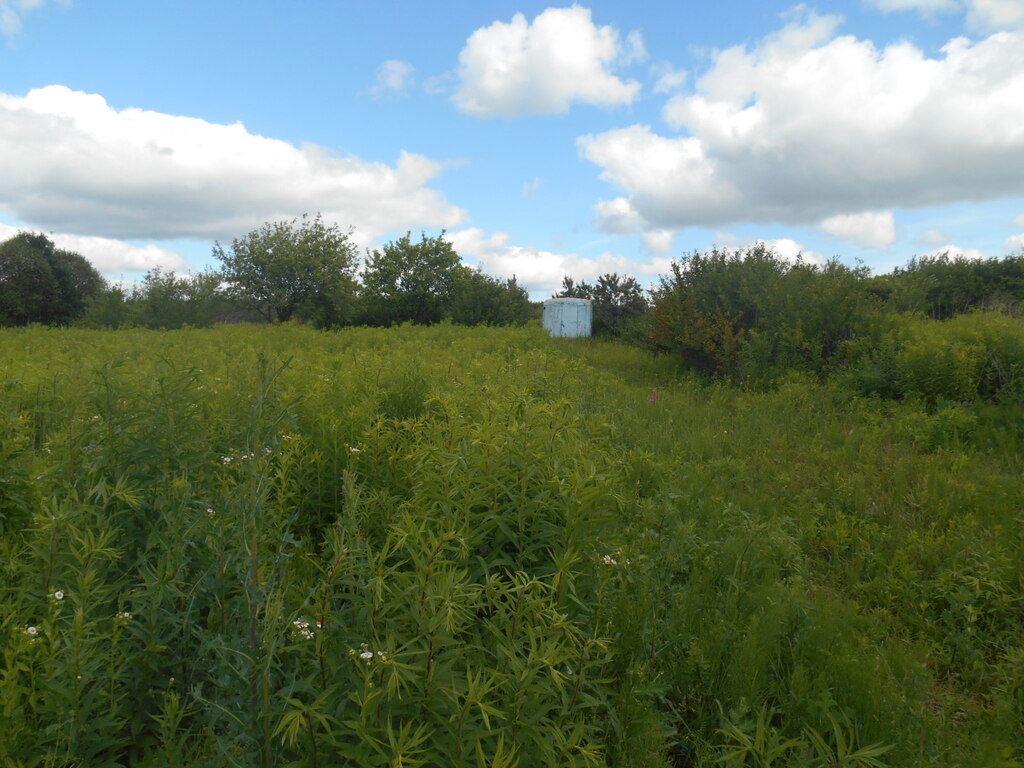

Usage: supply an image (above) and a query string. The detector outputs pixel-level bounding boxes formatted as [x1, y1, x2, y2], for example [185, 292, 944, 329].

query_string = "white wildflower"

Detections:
[25, 626, 39, 636]
[349, 445, 361, 453]
[359, 650, 374, 660]
[53, 590, 64, 601]
[601, 554, 618, 566]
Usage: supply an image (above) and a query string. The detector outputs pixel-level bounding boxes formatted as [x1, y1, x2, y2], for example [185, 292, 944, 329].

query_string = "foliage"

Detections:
[1, 324, 1022, 766]
[555, 273, 650, 338]
[647, 246, 875, 380]
[871, 252, 1024, 319]
[359, 231, 462, 325]
[845, 311, 1024, 405]
[447, 266, 532, 326]
[79, 269, 232, 329]
[213, 213, 358, 324]
[0, 232, 105, 326]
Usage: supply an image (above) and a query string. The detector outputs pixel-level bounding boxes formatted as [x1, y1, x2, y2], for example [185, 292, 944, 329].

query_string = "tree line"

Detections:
[0, 215, 534, 330]
[4, 216, 1024, 393]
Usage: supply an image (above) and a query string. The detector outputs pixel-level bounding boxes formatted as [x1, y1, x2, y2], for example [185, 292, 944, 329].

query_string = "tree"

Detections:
[554, 272, 649, 336]
[448, 267, 531, 326]
[0, 232, 105, 326]
[360, 232, 461, 325]
[213, 213, 358, 325]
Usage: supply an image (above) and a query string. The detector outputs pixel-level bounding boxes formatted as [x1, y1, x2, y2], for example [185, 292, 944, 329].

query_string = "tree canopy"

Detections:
[213, 213, 358, 325]
[360, 232, 462, 326]
[0, 232, 105, 326]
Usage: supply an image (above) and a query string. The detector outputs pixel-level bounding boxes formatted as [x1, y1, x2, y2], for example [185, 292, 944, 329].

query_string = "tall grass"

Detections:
[0, 324, 1021, 766]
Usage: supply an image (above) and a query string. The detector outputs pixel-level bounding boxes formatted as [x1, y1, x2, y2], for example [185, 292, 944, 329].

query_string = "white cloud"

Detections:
[966, 0, 1024, 32]
[715, 232, 824, 265]
[1015, 213, 1024, 227]
[866, 0, 1024, 31]
[580, 12, 1024, 231]
[1005, 233, 1024, 251]
[452, 6, 642, 117]
[926, 243, 986, 259]
[0, 85, 466, 248]
[643, 229, 675, 254]
[820, 211, 896, 248]
[1, 0, 67, 37]
[370, 60, 415, 96]
[446, 226, 668, 296]
[594, 197, 644, 233]
[864, 0, 960, 15]
[924, 228, 947, 244]
[651, 62, 688, 94]
[0, 221, 186, 275]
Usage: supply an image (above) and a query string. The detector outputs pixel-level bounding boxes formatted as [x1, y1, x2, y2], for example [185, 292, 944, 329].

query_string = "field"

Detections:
[1, 323, 1022, 767]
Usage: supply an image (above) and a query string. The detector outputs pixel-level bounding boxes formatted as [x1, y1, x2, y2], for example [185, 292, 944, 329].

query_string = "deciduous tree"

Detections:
[213, 214, 358, 325]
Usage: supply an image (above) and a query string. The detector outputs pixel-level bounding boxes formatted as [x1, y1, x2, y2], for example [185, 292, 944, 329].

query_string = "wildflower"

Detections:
[220, 456, 233, 464]
[25, 626, 39, 636]
[206, 508, 216, 517]
[348, 445, 361, 453]
[359, 651, 374, 660]
[53, 590, 64, 601]
[119, 611, 132, 620]
[600, 554, 618, 566]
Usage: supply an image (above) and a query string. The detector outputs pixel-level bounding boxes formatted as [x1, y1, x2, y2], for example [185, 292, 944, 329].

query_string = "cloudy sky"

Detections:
[2, 0, 1023, 297]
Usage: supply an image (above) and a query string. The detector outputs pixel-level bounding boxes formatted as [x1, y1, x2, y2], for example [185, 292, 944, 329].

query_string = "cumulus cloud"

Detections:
[714, 233, 825, 265]
[370, 60, 415, 96]
[446, 226, 668, 295]
[1006, 233, 1024, 252]
[0, 85, 466, 248]
[643, 229, 675, 254]
[924, 228, 947, 244]
[0, 221, 186, 275]
[926, 243, 986, 259]
[866, 0, 1024, 31]
[452, 6, 642, 117]
[966, 0, 1024, 32]
[594, 197, 644, 233]
[1, 0, 67, 37]
[819, 211, 896, 248]
[579, 11, 1024, 232]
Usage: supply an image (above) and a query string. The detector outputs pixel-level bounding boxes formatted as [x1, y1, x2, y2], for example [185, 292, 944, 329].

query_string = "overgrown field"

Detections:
[1, 324, 1021, 767]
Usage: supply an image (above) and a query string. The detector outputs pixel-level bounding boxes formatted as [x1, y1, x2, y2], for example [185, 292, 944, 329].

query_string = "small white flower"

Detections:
[206, 508, 216, 517]
[600, 554, 618, 566]
[349, 445, 361, 453]
[118, 611, 132, 621]
[220, 456, 233, 464]
[25, 626, 39, 636]
[301, 628, 315, 640]
[53, 590, 64, 601]
[359, 650, 374, 660]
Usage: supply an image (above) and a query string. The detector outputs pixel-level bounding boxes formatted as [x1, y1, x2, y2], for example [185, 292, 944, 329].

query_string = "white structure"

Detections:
[543, 298, 592, 338]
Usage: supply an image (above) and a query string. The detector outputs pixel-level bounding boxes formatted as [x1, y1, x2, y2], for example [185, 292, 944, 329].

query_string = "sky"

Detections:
[2, 0, 1024, 298]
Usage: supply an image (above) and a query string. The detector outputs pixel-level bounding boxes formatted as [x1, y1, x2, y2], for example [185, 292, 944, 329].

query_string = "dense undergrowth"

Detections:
[0, 323, 1021, 766]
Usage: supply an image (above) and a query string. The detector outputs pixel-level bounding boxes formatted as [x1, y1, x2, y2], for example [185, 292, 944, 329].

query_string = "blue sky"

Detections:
[2, 0, 1023, 297]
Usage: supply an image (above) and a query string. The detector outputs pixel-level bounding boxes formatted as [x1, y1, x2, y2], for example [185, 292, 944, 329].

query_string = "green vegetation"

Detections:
[1, 323, 1021, 766]
[0, 233, 105, 326]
